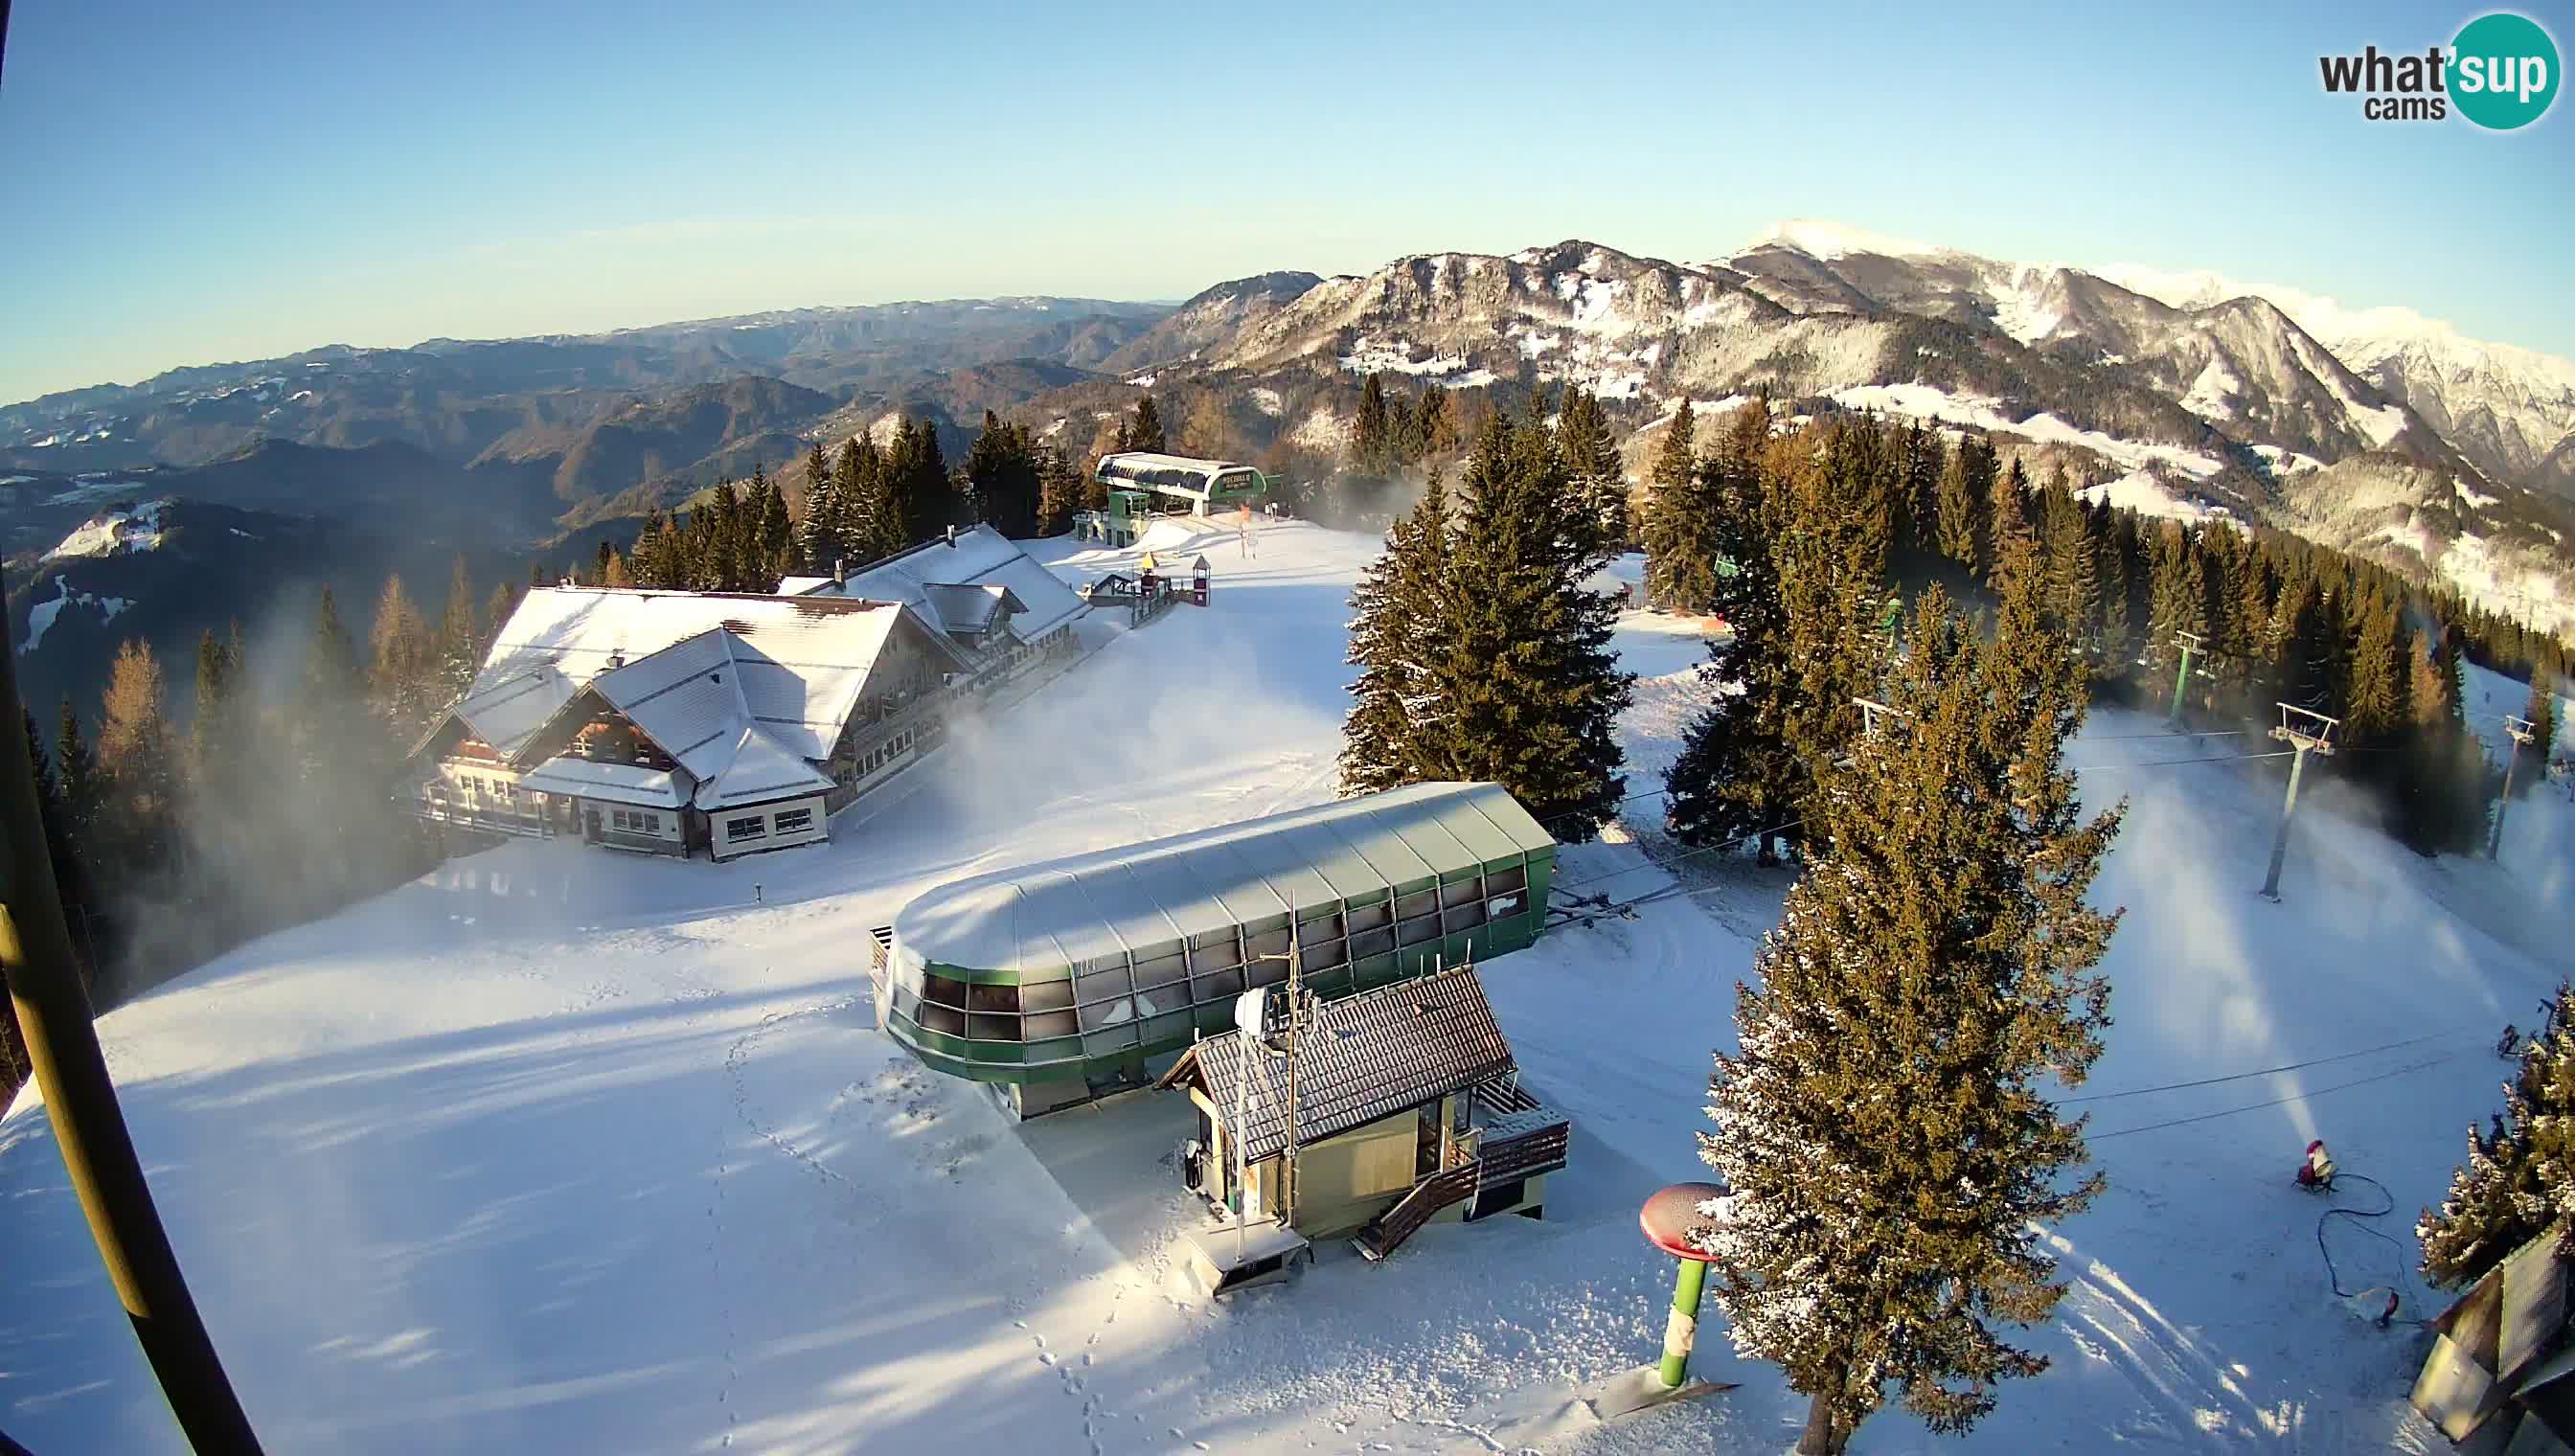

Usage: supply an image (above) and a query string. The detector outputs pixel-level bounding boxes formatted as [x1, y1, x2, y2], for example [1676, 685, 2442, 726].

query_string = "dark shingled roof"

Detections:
[1161, 965, 1515, 1165]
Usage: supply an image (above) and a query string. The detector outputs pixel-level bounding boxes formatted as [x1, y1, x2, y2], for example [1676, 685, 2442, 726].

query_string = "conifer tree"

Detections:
[2145, 524, 2209, 670]
[23, 704, 88, 959]
[2039, 485, 2102, 653]
[1035, 445, 1084, 536]
[1984, 458, 2036, 595]
[964, 409, 1043, 538]
[1351, 374, 1393, 477]
[1894, 421, 1944, 565]
[2525, 670, 2559, 782]
[1128, 394, 1166, 454]
[191, 627, 239, 771]
[1414, 383, 1458, 462]
[2421, 983, 2575, 1288]
[593, 538, 614, 587]
[1696, 580, 2122, 1455]
[799, 440, 833, 569]
[1348, 410, 1632, 837]
[2097, 512, 2138, 673]
[1933, 435, 1985, 570]
[1642, 399, 1720, 610]
[1666, 398, 1794, 850]
[435, 554, 480, 699]
[1769, 419, 1895, 847]
[1339, 473, 1453, 796]
[368, 575, 439, 736]
[482, 582, 520, 661]
[55, 696, 101, 861]
[752, 468, 793, 587]
[97, 638, 179, 871]
[1556, 387, 1629, 559]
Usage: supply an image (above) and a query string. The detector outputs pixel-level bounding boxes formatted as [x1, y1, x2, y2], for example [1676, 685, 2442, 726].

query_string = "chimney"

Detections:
[606, 651, 625, 671]
[945, 525, 959, 549]
[833, 556, 847, 586]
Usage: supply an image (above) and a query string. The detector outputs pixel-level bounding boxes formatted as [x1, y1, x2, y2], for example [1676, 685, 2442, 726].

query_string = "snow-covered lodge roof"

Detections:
[789, 524, 1086, 644]
[429, 585, 968, 809]
[892, 782, 1554, 976]
[1162, 965, 1516, 1164]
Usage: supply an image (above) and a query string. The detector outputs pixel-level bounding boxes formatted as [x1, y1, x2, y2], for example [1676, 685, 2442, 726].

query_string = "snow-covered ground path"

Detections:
[2, 517, 2567, 1453]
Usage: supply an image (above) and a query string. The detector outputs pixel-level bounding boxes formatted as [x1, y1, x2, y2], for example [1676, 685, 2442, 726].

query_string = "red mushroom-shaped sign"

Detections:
[1640, 1181, 1726, 1260]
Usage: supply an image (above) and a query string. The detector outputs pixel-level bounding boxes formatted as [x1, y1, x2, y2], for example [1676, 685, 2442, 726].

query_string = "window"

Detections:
[638, 812, 660, 834]
[1440, 877, 1484, 909]
[773, 808, 814, 834]
[726, 815, 766, 841]
[610, 809, 631, 831]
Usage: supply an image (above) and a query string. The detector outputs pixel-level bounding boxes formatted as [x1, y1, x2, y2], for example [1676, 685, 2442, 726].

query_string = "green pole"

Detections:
[2167, 640, 2196, 728]
[1658, 1256, 1709, 1388]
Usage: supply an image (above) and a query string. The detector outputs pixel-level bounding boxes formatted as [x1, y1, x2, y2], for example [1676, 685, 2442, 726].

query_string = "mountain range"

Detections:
[7, 222, 2571, 726]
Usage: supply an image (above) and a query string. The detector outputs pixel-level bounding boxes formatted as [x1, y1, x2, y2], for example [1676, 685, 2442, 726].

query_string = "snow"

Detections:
[1248, 387, 1283, 418]
[1831, 384, 2227, 478]
[2248, 444, 2326, 475]
[5, 517, 2571, 1454]
[1739, 217, 1944, 262]
[45, 499, 170, 560]
[1128, 373, 1157, 388]
[1335, 336, 1476, 378]
[16, 578, 130, 655]
[1987, 266, 2065, 345]
[2180, 355, 2244, 420]
[2079, 469, 2203, 523]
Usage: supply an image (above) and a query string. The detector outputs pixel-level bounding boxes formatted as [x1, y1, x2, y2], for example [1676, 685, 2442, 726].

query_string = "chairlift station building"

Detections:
[877, 781, 1558, 1116]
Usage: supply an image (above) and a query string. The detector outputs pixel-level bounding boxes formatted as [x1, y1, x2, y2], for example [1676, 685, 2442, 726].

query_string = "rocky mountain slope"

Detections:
[1100, 223, 2570, 635]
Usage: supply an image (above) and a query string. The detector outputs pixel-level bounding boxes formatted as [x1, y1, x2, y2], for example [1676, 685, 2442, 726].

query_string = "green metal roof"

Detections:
[892, 782, 1552, 976]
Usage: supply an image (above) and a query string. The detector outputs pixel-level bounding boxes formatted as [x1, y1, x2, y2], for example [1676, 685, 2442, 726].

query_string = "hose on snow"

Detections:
[2313, 1172, 2434, 1328]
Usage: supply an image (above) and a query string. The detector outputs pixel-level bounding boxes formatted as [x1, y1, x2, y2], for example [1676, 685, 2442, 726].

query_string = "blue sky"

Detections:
[2, 0, 2569, 405]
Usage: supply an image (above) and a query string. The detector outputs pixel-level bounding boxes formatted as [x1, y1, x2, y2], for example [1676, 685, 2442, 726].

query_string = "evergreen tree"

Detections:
[1557, 387, 1629, 559]
[1035, 445, 1085, 537]
[2145, 524, 2209, 671]
[1414, 383, 1458, 462]
[435, 554, 480, 699]
[2097, 512, 2138, 673]
[1696, 581, 2122, 1455]
[1345, 410, 1632, 837]
[1933, 435, 1986, 570]
[25, 702, 91, 956]
[1338, 473, 1454, 796]
[2421, 984, 2575, 1288]
[191, 627, 239, 770]
[1351, 375, 1393, 477]
[2525, 670, 2559, 785]
[964, 409, 1043, 538]
[1642, 399, 1720, 610]
[1770, 419, 1895, 848]
[1666, 398, 1794, 850]
[752, 467, 793, 587]
[482, 582, 520, 662]
[1128, 394, 1166, 454]
[55, 696, 102, 860]
[1984, 458, 2036, 595]
[1894, 421, 1944, 565]
[2039, 485, 2102, 653]
[799, 441, 834, 571]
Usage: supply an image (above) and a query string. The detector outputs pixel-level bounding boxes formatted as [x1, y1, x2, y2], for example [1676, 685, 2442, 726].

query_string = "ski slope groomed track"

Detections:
[4, 517, 2569, 1454]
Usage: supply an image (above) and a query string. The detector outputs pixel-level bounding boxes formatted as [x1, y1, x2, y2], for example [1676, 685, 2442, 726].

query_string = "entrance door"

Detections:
[583, 808, 603, 842]
[1416, 1103, 1442, 1178]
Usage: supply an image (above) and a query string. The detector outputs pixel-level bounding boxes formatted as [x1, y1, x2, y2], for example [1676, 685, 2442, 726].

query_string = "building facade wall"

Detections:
[711, 794, 829, 861]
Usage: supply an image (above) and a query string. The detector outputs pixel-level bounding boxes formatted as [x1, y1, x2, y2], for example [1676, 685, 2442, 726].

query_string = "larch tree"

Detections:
[96, 638, 179, 871]
[367, 574, 439, 739]
[1695, 575, 2123, 1456]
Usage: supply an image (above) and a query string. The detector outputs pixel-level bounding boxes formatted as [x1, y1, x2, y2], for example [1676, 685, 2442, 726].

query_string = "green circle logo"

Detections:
[2452, 12, 2560, 129]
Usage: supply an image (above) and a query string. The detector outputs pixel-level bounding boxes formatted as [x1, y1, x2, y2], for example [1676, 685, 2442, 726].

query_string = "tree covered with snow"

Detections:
[2421, 981, 2575, 1288]
[1695, 574, 2123, 1456]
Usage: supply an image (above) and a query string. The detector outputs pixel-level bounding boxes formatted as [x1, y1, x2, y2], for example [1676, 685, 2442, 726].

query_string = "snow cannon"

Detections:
[1585, 1183, 1738, 1420]
[2296, 1139, 2337, 1192]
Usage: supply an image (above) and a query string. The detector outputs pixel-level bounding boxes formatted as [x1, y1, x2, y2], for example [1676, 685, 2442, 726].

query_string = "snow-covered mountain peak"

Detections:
[1737, 217, 1948, 262]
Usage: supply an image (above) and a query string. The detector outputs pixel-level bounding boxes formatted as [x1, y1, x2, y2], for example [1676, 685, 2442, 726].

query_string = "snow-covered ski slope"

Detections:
[2, 517, 2568, 1454]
